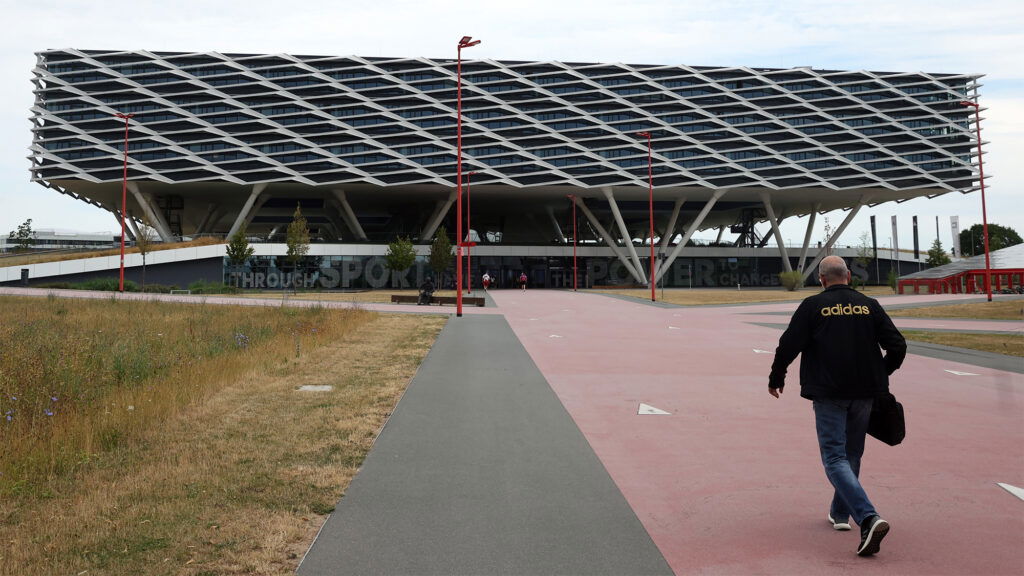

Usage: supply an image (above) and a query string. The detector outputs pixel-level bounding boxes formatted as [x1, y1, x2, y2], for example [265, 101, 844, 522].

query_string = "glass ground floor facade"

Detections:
[225, 250, 897, 290]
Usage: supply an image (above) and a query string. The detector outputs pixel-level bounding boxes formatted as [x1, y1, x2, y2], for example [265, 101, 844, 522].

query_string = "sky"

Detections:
[2, 0, 1022, 254]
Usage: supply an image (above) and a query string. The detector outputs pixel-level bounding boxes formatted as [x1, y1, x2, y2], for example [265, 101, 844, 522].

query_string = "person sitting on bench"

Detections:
[418, 276, 435, 305]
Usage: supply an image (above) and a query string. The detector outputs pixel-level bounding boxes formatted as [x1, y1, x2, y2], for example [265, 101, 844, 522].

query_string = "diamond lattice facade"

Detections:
[27, 48, 985, 285]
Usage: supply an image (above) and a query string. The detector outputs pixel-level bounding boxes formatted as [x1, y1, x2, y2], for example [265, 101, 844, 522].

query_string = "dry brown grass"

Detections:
[0, 237, 222, 267]
[590, 285, 897, 306]
[0, 297, 445, 575]
[889, 300, 1024, 321]
[904, 330, 1024, 357]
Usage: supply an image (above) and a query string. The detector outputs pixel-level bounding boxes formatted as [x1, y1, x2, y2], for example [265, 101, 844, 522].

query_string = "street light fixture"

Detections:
[455, 35, 481, 317]
[637, 131, 655, 302]
[960, 99, 992, 302]
[466, 171, 477, 294]
[115, 112, 134, 293]
[567, 195, 577, 291]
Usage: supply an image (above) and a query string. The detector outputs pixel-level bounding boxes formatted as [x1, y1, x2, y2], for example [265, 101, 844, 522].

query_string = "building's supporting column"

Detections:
[125, 210, 142, 241]
[227, 183, 268, 240]
[331, 189, 367, 241]
[195, 203, 218, 235]
[546, 206, 566, 244]
[760, 192, 792, 273]
[572, 196, 644, 284]
[797, 202, 821, 273]
[715, 225, 726, 244]
[660, 197, 686, 252]
[655, 189, 728, 283]
[127, 182, 175, 242]
[602, 187, 647, 285]
[800, 197, 871, 283]
[323, 213, 347, 242]
[420, 191, 456, 242]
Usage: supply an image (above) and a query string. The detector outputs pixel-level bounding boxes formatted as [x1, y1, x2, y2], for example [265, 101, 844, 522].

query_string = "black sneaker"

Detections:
[857, 515, 890, 556]
[828, 513, 852, 531]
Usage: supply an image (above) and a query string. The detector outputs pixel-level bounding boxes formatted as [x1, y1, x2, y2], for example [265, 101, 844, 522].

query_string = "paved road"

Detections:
[495, 289, 1023, 575]
[298, 314, 672, 575]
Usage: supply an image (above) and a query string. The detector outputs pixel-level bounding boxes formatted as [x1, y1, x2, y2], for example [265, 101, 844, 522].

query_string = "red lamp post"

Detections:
[115, 112, 134, 293]
[961, 100, 992, 302]
[466, 171, 477, 293]
[637, 131, 655, 302]
[456, 35, 480, 317]
[567, 195, 577, 291]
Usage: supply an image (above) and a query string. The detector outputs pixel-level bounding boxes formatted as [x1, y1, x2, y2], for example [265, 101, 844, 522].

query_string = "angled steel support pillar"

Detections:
[546, 206, 566, 244]
[195, 203, 218, 235]
[760, 192, 792, 273]
[227, 183, 268, 240]
[602, 187, 646, 284]
[420, 190, 457, 243]
[331, 189, 367, 241]
[660, 197, 686, 252]
[655, 189, 728, 283]
[127, 182, 175, 242]
[715, 225, 726, 244]
[801, 197, 871, 283]
[572, 196, 644, 284]
[125, 210, 142, 241]
[797, 203, 821, 273]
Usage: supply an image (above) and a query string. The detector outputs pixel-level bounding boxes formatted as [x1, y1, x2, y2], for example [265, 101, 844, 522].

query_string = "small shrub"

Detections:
[778, 270, 804, 291]
[851, 276, 862, 290]
[187, 280, 239, 294]
[888, 269, 898, 293]
[78, 278, 139, 292]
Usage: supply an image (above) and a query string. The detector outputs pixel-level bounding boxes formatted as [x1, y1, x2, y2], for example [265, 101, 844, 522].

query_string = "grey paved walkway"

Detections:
[297, 315, 671, 576]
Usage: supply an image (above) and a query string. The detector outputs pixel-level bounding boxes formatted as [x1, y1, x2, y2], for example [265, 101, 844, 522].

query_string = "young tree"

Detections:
[225, 224, 255, 287]
[428, 225, 453, 285]
[135, 217, 158, 291]
[853, 232, 874, 287]
[959, 223, 1022, 256]
[926, 238, 952, 267]
[286, 203, 310, 291]
[385, 236, 416, 286]
[7, 218, 35, 252]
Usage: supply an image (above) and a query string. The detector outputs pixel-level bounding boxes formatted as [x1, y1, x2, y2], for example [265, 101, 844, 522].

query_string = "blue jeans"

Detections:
[813, 397, 877, 526]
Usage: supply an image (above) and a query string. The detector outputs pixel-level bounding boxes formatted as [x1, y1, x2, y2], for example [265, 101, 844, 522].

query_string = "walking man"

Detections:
[768, 255, 906, 556]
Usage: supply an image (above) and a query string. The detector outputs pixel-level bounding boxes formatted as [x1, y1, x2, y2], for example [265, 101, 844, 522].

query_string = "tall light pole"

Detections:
[567, 195, 577, 291]
[466, 171, 477, 294]
[961, 100, 992, 302]
[637, 131, 655, 301]
[456, 35, 480, 317]
[115, 112, 134, 293]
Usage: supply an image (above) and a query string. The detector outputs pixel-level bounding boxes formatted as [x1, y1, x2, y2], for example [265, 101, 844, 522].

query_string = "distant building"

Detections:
[0, 228, 116, 253]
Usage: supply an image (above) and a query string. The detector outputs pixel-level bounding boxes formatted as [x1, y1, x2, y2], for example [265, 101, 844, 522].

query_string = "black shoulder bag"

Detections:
[868, 392, 905, 446]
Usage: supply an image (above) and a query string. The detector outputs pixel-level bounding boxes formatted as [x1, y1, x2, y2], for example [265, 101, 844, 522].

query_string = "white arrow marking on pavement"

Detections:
[753, 349, 771, 354]
[529, 318, 539, 321]
[561, 309, 571, 312]
[668, 326, 681, 330]
[638, 403, 670, 415]
[997, 483, 1024, 502]
[549, 334, 563, 338]
[945, 369, 978, 376]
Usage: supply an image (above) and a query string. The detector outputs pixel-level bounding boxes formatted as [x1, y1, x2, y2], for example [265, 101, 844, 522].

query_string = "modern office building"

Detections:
[26, 48, 983, 287]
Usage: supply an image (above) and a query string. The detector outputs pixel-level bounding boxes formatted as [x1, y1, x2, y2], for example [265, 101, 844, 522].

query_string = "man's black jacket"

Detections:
[769, 284, 907, 399]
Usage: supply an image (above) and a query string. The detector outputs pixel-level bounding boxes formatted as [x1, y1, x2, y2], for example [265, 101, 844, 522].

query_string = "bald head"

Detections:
[818, 256, 850, 287]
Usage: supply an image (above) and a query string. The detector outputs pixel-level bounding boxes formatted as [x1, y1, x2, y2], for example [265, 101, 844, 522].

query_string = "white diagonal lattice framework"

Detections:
[29, 48, 984, 204]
